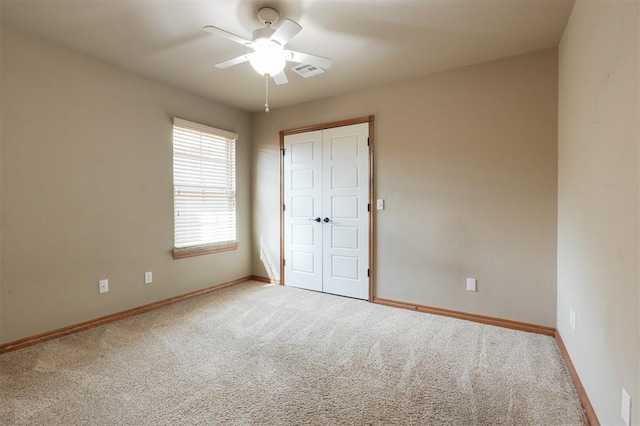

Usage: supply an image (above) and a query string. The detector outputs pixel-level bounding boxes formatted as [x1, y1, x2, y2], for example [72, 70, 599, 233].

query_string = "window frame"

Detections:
[172, 118, 238, 259]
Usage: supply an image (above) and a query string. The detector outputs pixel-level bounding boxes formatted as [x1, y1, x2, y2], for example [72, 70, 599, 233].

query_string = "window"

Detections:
[172, 118, 238, 259]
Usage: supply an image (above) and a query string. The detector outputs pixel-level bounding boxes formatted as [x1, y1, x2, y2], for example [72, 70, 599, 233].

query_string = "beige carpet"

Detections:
[1, 281, 586, 425]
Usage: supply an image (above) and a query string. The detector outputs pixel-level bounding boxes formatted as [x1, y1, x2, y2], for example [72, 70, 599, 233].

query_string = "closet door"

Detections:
[283, 130, 323, 292]
[321, 123, 369, 299]
[283, 123, 369, 300]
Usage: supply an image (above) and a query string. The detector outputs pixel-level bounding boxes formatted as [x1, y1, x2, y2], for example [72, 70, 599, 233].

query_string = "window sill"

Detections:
[172, 242, 239, 259]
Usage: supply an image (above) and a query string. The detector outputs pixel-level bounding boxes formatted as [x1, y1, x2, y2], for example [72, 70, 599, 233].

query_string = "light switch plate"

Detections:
[569, 308, 577, 331]
[376, 199, 384, 210]
[99, 279, 109, 294]
[144, 271, 153, 284]
[466, 278, 477, 292]
[621, 387, 631, 426]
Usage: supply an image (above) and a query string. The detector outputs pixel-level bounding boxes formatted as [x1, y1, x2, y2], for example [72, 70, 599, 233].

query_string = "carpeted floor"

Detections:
[1, 281, 586, 425]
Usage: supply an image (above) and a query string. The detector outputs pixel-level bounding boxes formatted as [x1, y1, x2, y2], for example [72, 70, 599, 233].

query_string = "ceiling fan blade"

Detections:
[272, 70, 288, 85]
[203, 25, 252, 46]
[270, 19, 302, 46]
[284, 50, 332, 70]
[215, 54, 251, 69]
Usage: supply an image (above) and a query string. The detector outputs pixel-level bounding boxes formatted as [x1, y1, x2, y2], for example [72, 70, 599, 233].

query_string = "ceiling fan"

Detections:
[204, 7, 332, 111]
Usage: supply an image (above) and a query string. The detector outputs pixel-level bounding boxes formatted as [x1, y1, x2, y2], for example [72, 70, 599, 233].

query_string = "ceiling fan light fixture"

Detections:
[249, 40, 285, 76]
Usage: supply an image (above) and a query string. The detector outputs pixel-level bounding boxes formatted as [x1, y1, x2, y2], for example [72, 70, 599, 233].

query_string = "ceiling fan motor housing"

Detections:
[252, 28, 277, 44]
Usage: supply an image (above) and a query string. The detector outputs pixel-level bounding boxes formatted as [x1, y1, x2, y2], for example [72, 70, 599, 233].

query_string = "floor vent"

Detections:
[291, 64, 325, 78]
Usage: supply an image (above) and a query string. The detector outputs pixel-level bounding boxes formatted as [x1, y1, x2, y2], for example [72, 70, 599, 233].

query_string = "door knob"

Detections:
[309, 217, 321, 223]
[323, 217, 331, 223]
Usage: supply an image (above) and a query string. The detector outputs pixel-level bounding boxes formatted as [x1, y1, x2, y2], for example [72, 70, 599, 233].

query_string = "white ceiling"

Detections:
[1, 0, 574, 112]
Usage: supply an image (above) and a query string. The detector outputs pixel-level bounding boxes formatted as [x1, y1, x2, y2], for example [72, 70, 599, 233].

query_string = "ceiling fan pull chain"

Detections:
[264, 74, 270, 113]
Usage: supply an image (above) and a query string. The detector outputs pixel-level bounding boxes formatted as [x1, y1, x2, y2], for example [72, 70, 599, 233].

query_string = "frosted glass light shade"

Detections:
[249, 43, 286, 76]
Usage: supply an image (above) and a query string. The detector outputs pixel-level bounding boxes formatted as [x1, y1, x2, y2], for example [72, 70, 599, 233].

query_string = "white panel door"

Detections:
[322, 123, 369, 299]
[284, 123, 369, 300]
[283, 130, 323, 292]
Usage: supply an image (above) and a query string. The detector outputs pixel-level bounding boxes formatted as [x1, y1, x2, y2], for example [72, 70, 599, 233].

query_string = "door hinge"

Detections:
[281, 147, 286, 156]
[283, 259, 286, 266]
[367, 137, 370, 147]
[367, 269, 370, 277]
[367, 203, 370, 212]
[283, 204, 286, 211]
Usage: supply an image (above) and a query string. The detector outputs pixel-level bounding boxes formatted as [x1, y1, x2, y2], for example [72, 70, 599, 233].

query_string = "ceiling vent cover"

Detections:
[291, 64, 325, 78]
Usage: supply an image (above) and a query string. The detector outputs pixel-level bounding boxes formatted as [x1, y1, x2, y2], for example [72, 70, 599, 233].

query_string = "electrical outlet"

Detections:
[99, 279, 109, 294]
[466, 278, 477, 292]
[144, 271, 153, 284]
[569, 308, 577, 331]
[621, 387, 631, 426]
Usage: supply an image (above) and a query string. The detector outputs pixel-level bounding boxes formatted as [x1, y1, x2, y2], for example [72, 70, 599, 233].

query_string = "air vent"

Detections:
[291, 64, 325, 78]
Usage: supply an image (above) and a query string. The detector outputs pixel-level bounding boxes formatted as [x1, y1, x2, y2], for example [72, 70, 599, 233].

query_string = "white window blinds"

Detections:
[173, 118, 237, 252]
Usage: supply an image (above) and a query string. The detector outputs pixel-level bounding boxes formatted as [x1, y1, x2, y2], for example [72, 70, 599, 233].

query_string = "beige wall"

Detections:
[252, 49, 559, 327]
[558, 0, 639, 424]
[0, 17, 3, 339]
[0, 27, 252, 344]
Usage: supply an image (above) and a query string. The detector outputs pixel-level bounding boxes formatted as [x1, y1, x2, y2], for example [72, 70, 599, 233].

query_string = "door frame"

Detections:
[280, 115, 375, 301]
